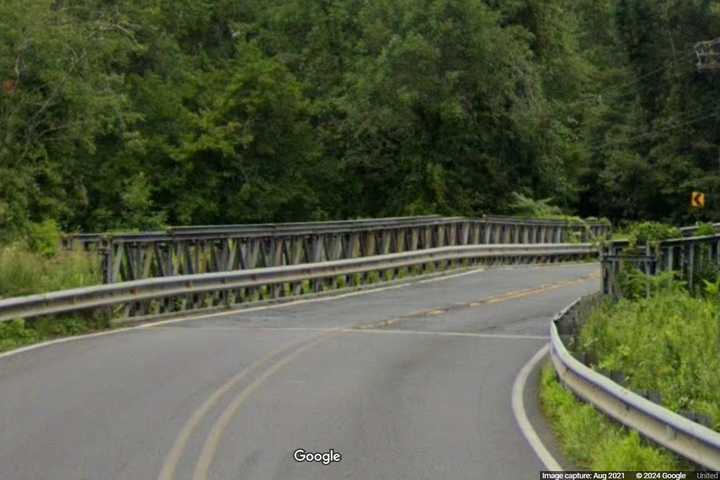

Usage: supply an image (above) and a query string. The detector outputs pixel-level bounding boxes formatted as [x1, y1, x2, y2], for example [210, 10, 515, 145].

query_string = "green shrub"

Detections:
[0, 246, 101, 298]
[540, 365, 681, 470]
[509, 192, 564, 218]
[578, 292, 720, 431]
[0, 319, 42, 352]
[0, 314, 111, 353]
[26, 219, 62, 258]
[694, 223, 717, 237]
[592, 431, 678, 471]
[626, 222, 681, 250]
[615, 269, 686, 300]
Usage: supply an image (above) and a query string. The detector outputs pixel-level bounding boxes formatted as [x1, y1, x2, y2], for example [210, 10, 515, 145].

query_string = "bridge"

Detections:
[0, 216, 717, 479]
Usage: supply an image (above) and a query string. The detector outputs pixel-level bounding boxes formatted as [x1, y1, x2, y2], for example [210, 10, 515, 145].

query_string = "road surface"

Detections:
[0, 263, 599, 480]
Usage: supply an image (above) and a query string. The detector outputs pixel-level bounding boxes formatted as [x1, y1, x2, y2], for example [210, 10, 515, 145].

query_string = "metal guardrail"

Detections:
[0, 243, 595, 324]
[62, 216, 453, 245]
[62, 216, 610, 284]
[550, 296, 720, 470]
[603, 234, 720, 295]
[679, 223, 720, 236]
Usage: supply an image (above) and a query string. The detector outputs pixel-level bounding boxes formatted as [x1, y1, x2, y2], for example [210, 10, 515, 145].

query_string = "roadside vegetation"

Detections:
[0, 315, 111, 354]
[0, 221, 101, 299]
[539, 365, 683, 470]
[543, 285, 719, 467]
[0, 247, 100, 299]
[578, 290, 720, 431]
[542, 220, 720, 467]
[0, 220, 106, 353]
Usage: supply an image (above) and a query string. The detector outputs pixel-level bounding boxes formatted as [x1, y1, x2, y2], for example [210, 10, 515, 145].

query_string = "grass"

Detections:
[0, 245, 101, 299]
[539, 364, 683, 470]
[543, 285, 720, 469]
[0, 315, 112, 354]
[0, 242, 108, 354]
[578, 293, 720, 430]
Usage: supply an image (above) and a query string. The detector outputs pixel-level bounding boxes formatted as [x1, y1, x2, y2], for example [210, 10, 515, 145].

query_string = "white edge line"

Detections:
[0, 266, 494, 362]
[511, 344, 563, 471]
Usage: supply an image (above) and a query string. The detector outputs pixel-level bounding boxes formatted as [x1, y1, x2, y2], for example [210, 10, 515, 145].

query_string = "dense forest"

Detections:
[1, 0, 720, 237]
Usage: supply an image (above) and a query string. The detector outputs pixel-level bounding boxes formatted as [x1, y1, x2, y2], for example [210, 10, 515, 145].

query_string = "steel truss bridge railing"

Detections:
[0, 243, 595, 324]
[602, 234, 720, 296]
[62, 216, 610, 283]
[551, 296, 720, 470]
[679, 222, 720, 237]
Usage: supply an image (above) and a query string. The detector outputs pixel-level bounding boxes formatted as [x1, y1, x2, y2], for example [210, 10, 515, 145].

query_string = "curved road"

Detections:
[0, 263, 599, 480]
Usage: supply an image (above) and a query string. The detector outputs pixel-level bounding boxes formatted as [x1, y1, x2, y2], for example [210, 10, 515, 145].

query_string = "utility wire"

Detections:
[583, 107, 720, 155]
[569, 48, 697, 108]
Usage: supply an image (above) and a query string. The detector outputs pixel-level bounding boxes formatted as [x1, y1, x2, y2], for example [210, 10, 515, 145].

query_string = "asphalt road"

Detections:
[0, 263, 600, 480]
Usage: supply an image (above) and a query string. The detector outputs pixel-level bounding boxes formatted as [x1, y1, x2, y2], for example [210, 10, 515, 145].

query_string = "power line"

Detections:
[569, 48, 697, 108]
[583, 106, 720, 155]
[587, 108, 717, 152]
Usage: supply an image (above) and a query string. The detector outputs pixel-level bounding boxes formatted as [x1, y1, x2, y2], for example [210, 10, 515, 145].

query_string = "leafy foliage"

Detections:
[0, 315, 111, 353]
[508, 193, 564, 218]
[0, 245, 100, 298]
[626, 222, 682, 249]
[1, 1, 719, 237]
[615, 269, 686, 300]
[539, 365, 682, 470]
[578, 292, 720, 431]
[26, 219, 62, 258]
[694, 223, 717, 237]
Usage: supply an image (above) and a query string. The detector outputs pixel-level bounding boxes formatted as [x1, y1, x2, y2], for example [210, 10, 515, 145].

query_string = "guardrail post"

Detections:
[245, 239, 261, 269]
[396, 228, 407, 252]
[459, 222, 470, 246]
[379, 230, 392, 254]
[688, 240, 696, 292]
[287, 238, 303, 265]
[420, 226, 432, 249]
[406, 229, 418, 251]
[447, 223, 457, 246]
[521, 225, 529, 244]
[325, 234, 342, 261]
[482, 223, 491, 244]
[101, 242, 113, 284]
[142, 244, 154, 278]
[309, 235, 325, 263]
[469, 222, 481, 245]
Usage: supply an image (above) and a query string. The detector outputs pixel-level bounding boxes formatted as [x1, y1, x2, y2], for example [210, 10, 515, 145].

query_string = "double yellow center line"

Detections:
[157, 271, 599, 480]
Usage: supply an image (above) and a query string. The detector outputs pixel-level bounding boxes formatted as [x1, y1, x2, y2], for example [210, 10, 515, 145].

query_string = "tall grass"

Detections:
[0, 241, 105, 353]
[0, 246, 101, 299]
[578, 293, 720, 431]
[539, 365, 682, 470]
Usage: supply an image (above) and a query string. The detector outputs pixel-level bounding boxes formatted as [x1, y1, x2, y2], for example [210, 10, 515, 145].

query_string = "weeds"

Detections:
[694, 223, 716, 237]
[578, 292, 720, 431]
[626, 222, 681, 251]
[615, 269, 686, 300]
[539, 365, 682, 470]
[0, 219, 101, 298]
[0, 314, 111, 353]
[0, 246, 101, 299]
